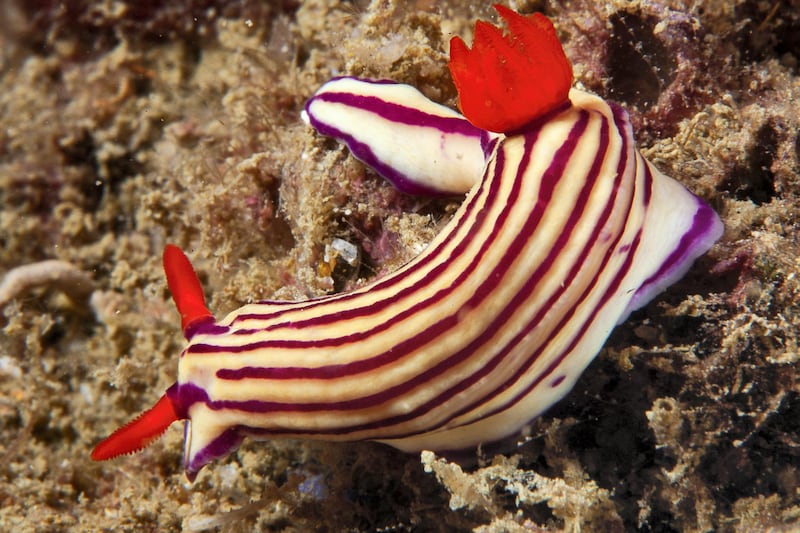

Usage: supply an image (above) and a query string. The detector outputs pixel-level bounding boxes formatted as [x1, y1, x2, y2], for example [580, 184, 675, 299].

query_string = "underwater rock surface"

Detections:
[0, 0, 797, 530]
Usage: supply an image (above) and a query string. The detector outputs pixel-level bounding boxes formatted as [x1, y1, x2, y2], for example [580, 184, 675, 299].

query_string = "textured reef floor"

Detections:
[0, 0, 798, 531]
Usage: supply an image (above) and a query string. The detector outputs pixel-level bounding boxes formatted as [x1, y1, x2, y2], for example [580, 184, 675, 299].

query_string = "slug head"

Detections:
[91, 245, 213, 464]
[448, 4, 573, 133]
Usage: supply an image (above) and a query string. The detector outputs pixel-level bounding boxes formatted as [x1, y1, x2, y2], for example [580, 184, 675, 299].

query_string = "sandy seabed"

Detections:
[0, 0, 798, 531]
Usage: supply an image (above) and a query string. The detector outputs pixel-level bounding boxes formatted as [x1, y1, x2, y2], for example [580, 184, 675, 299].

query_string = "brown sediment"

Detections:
[0, 0, 797, 531]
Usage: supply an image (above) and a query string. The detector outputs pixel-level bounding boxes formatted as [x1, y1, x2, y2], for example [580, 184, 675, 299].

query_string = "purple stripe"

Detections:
[635, 197, 718, 296]
[184, 318, 229, 341]
[312, 91, 485, 138]
[186, 428, 243, 479]
[305, 91, 487, 196]
[167, 381, 207, 419]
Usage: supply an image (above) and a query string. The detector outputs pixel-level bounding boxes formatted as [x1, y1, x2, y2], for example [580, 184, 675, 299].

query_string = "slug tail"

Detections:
[163, 244, 213, 338]
[91, 393, 181, 461]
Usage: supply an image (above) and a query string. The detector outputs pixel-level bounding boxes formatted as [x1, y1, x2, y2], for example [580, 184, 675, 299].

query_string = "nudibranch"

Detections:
[92, 5, 723, 480]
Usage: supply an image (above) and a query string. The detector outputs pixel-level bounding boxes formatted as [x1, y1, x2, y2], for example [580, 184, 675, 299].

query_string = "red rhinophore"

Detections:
[91, 393, 180, 460]
[163, 244, 213, 336]
[448, 4, 573, 133]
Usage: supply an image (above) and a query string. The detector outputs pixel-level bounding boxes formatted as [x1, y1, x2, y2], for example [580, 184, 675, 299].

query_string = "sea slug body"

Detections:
[92, 6, 723, 480]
